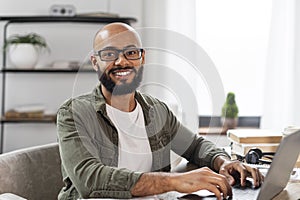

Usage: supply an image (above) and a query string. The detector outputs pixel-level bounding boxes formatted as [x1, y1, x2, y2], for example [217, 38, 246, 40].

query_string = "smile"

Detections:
[113, 71, 131, 76]
[110, 68, 134, 79]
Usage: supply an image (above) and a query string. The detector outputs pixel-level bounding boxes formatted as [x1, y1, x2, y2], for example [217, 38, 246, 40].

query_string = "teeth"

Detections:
[115, 71, 130, 76]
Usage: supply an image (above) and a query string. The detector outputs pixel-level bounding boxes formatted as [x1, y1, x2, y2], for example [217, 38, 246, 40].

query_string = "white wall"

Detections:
[0, 0, 143, 152]
[140, 0, 272, 118]
[195, 1, 272, 116]
[139, 0, 272, 130]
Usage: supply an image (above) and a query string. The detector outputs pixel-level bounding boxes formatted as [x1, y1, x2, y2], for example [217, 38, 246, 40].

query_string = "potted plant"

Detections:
[3, 33, 49, 69]
[221, 92, 239, 130]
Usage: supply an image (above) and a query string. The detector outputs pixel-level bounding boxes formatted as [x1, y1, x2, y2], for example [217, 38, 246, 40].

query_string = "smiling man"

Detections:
[57, 23, 263, 200]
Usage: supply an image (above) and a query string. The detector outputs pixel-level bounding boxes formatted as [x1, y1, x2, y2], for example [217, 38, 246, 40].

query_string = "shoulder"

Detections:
[59, 93, 91, 109]
[57, 92, 100, 117]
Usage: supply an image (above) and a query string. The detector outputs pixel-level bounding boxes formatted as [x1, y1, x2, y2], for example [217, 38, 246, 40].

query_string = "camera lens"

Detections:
[60, 8, 66, 14]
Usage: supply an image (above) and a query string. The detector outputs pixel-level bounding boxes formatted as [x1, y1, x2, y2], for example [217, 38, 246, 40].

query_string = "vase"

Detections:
[9, 44, 38, 69]
[221, 117, 238, 131]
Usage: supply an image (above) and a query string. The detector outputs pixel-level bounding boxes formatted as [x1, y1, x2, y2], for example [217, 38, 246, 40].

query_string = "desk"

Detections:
[171, 160, 300, 200]
[83, 161, 300, 200]
[157, 183, 300, 199]
[83, 181, 300, 200]
[151, 169, 300, 200]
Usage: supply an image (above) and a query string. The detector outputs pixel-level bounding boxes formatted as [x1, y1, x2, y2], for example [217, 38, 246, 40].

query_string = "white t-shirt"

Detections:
[106, 101, 152, 172]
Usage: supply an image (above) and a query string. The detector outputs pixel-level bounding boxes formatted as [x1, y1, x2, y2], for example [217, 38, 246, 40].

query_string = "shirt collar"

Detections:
[92, 84, 151, 115]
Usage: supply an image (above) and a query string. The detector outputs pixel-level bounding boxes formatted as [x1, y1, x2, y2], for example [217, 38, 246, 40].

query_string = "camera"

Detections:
[50, 5, 76, 16]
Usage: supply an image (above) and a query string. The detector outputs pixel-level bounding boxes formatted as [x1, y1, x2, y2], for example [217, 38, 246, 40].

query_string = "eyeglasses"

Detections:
[95, 47, 144, 61]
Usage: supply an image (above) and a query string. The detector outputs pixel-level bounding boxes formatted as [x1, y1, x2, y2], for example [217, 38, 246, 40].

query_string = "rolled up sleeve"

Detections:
[168, 109, 230, 170]
[183, 134, 230, 171]
[57, 105, 142, 199]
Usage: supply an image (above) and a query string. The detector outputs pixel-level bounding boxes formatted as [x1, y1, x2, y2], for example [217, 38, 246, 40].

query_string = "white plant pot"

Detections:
[9, 44, 38, 69]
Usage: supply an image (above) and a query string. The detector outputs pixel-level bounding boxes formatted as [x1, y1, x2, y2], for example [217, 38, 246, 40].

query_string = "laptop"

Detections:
[179, 128, 300, 200]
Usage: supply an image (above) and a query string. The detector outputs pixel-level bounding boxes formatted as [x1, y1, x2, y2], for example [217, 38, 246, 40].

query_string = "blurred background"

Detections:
[0, 0, 299, 152]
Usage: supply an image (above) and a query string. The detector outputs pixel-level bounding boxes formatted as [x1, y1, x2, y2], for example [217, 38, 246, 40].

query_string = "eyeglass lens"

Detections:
[99, 48, 143, 61]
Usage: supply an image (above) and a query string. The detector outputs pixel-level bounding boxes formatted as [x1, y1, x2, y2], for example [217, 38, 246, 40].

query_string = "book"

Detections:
[13, 104, 45, 113]
[77, 12, 119, 18]
[4, 104, 46, 119]
[227, 129, 283, 144]
[231, 141, 279, 156]
[5, 110, 44, 119]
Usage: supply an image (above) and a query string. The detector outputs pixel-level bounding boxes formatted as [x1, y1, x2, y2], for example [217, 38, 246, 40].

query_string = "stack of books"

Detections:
[4, 104, 45, 119]
[227, 129, 283, 157]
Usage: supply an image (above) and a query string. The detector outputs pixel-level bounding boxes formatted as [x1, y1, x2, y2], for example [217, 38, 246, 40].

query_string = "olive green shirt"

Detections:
[57, 85, 229, 199]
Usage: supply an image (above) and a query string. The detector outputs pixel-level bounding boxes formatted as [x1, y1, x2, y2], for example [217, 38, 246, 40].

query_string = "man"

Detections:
[57, 23, 263, 200]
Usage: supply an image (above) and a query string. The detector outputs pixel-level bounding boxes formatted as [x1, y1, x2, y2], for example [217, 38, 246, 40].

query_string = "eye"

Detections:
[100, 50, 117, 60]
[125, 49, 140, 58]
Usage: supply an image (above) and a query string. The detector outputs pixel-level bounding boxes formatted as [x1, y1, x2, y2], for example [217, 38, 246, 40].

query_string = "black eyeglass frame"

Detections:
[94, 47, 144, 61]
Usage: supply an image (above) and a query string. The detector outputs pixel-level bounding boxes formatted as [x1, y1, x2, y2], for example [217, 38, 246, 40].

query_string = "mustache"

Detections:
[108, 66, 136, 75]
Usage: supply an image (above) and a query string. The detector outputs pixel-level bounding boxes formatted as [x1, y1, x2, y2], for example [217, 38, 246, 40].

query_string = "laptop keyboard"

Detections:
[232, 187, 260, 200]
[232, 179, 260, 200]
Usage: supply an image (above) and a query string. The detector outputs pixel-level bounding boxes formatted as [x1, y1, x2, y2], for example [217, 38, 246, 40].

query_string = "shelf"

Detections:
[0, 115, 56, 123]
[1, 68, 95, 73]
[0, 15, 137, 153]
[0, 15, 137, 24]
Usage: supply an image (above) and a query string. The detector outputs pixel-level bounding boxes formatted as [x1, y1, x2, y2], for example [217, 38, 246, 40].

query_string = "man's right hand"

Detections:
[131, 167, 232, 200]
[170, 167, 232, 199]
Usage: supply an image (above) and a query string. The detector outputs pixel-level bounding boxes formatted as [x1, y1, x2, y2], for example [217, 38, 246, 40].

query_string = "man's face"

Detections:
[92, 29, 145, 95]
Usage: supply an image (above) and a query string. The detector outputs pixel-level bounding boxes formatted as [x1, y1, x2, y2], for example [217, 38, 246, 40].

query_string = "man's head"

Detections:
[91, 23, 145, 95]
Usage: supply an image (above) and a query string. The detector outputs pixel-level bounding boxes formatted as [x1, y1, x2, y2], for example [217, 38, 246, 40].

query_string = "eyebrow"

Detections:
[102, 45, 137, 50]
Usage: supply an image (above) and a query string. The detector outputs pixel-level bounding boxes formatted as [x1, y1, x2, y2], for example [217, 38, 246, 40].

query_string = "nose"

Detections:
[114, 52, 129, 66]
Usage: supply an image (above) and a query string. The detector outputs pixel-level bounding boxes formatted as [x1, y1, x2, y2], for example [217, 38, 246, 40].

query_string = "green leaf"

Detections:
[221, 92, 239, 118]
[3, 33, 49, 52]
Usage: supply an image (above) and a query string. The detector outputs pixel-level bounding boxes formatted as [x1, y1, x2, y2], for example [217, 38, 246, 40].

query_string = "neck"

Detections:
[101, 85, 136, 112]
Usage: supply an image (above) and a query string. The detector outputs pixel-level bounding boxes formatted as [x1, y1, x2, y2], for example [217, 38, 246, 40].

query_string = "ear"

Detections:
[141, 49, 146, 65]
[90, 55, 99, 71]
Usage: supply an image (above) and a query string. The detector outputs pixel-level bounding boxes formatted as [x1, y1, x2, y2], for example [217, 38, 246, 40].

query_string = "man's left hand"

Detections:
[215, 156, 264, 188]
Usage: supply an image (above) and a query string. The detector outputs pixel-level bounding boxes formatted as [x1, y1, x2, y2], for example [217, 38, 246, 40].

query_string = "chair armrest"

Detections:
[0, 193, 27, 200]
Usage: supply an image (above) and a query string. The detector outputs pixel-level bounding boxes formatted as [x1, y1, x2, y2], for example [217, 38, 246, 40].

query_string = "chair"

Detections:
[0, 143, 63, 200]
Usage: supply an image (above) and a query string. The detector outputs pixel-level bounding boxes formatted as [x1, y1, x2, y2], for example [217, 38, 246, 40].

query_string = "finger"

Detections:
[210, 175, 232, 198]
[219, 167, 235, 185]
[205, 183, 223, 200]
[245, 165, 265, 187]
[258, 169, 264, 185]
[260, 171, 265, 182]
[254, 168, 263, 187]
[235, 164, 248, 186]
[244, 165, 260, 187]
[256, 169, 264, 187]
[218, 177, 232, 199]
[252, 169, 259, 187]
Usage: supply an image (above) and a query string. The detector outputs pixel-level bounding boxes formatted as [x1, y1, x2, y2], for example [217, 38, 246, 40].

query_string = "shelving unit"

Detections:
[1, 115, 56, 123]
[0, 15, 137, 153]
[1, 68, 94, 73]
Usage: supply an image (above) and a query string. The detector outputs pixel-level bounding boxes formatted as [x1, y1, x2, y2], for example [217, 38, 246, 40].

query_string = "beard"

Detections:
[97, 65, 144, 95]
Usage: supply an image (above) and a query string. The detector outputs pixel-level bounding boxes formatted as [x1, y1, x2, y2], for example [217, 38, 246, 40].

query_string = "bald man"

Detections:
[57, 23, 263, 200]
